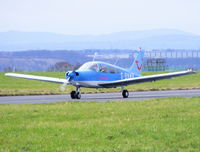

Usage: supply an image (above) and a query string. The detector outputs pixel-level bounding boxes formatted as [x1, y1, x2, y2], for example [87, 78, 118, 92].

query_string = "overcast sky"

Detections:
[0, 0, 200, 35]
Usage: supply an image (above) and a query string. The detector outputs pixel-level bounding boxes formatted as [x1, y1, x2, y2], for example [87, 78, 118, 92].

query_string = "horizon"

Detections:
[1, 28, 199, 36]
[1, 28, 200, 51]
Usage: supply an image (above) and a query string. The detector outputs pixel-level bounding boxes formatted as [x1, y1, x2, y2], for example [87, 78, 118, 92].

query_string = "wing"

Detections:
[5, 73, 69, 84]
[98, 70, 195, 88]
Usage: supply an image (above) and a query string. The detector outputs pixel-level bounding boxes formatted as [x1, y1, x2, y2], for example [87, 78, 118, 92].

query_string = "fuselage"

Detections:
[66, 61, 138, 88]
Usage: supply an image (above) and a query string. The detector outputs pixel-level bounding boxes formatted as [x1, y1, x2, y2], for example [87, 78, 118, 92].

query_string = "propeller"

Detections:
[59, 71, 79, 91]
[60, 82, 68, 91]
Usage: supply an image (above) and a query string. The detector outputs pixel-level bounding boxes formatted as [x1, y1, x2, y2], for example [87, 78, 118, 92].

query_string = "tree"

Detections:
[4, 66, 23, 72]
[47, 61, 74, 72]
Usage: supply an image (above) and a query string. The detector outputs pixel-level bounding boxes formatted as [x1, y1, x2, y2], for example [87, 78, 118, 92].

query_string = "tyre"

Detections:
[70, 91, 76, 99]
[122, 90, 129, 98]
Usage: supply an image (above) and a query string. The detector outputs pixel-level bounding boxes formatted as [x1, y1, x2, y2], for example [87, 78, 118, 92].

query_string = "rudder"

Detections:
[129, 51, 144, 76]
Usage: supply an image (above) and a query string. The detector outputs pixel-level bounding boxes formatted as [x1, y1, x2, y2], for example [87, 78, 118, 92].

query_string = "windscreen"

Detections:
[78, 62, 98, 71]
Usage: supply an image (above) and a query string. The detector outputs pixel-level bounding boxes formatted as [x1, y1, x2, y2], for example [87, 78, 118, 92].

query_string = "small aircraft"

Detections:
[5, 51, 195, 99]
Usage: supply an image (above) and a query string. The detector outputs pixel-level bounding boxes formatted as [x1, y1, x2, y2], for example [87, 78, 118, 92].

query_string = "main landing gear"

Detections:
[121, 86, 129, 98]
[70, 86, 129, 99]
[70, 87, 81, 99]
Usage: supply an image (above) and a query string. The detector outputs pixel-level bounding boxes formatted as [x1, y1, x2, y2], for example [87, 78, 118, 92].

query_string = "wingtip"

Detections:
[5, 73, 19, 77]
[5, 73, 11, 76]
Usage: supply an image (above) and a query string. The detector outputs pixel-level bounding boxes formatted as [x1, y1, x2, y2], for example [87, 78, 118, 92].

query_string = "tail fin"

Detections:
[129, 51, 144, 76]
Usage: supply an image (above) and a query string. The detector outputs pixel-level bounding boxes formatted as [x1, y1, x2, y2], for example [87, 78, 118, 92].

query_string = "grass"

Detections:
[0, 97, 200, 151]
[0, 71, 200, 96]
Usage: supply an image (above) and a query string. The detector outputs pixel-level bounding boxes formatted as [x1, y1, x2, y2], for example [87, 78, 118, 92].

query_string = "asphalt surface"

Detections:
[0, 89, 199, 104]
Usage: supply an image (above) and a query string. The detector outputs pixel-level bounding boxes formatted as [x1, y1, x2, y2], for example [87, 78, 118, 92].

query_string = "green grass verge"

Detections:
[0, 71, 200, 96]
[0, 97, 200, 151]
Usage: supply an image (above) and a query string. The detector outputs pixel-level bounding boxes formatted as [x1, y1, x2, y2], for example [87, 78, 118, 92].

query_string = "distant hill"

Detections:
[0, 29, 200, 51]
[0, 50, 134, 71]
[0, 50, 88, 71]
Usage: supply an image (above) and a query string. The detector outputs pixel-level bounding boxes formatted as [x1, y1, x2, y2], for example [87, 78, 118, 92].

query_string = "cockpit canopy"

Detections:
[78, 62, 120, 74]
[78, 62, 98, 71]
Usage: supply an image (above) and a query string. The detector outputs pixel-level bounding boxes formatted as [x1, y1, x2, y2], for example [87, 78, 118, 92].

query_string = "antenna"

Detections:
[93, 52, 98, 61]
[114, 55, 119, 65]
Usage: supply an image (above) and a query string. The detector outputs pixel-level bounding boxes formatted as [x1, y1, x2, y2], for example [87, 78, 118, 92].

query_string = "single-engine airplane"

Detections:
[5, 51, 195, 99]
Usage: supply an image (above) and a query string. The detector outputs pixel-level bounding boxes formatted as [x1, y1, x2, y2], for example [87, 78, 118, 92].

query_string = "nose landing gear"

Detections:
[70, 87, 81, 99]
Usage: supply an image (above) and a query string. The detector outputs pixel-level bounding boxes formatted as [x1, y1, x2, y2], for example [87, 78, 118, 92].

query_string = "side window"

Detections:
[99, 65, 108, 73]
[109, 67, 116, 74]
[115, 69, 120, 74]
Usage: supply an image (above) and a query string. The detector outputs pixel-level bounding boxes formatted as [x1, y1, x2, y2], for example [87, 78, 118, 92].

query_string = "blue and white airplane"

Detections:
[5, 51, 195, 99]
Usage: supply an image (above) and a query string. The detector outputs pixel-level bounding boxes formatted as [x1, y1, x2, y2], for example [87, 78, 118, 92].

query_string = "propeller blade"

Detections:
[60, 77, 70, 91]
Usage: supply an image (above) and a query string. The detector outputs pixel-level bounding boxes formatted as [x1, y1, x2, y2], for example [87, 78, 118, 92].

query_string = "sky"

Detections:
[0, 0, 200, 35]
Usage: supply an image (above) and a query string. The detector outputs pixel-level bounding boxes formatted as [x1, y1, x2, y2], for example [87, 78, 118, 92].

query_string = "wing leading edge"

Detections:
[5, 73, 69, 84]
[98, 70, 195, 88]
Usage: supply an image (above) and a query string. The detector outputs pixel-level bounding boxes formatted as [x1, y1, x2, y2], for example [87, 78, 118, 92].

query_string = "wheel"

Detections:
[76, 92, 81, 99]
[70, 91, 76, 99]
[122, 90, 129, 98]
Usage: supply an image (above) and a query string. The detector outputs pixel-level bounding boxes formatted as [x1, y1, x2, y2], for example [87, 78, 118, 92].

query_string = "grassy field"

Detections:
[0, 97, 200, 151]
[0, 71, 200, 96]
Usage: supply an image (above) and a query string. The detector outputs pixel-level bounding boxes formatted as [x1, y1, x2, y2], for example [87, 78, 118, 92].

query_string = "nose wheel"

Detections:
[70, 87, 81, 99]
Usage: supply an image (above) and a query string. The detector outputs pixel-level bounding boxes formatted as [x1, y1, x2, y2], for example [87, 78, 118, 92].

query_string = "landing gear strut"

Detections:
[121, 86, 129, 98]
[70, 87, 81, 99]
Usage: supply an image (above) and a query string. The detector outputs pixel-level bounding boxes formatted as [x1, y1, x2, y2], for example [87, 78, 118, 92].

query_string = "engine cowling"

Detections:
[65, 71, 79, 79]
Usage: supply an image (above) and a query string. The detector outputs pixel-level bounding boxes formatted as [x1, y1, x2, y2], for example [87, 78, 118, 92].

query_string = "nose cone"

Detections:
[65, 71, 79, 79]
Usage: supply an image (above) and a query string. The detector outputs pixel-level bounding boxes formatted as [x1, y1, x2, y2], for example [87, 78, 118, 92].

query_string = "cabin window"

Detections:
[115, 69, 120, 74]
[99, 65, 108, 73]
[109, 67, 115, 74]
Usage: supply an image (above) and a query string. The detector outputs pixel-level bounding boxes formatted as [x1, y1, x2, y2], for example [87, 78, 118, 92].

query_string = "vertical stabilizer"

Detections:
[129, 51, 144, 76]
